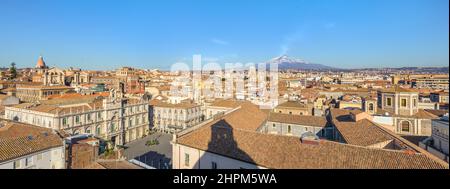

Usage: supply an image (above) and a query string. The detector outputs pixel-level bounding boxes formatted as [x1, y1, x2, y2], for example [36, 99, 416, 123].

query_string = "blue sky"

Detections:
[0, 0, 448, 70]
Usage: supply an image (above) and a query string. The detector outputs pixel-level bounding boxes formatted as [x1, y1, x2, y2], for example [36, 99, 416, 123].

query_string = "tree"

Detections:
[9, 62, 17, 80]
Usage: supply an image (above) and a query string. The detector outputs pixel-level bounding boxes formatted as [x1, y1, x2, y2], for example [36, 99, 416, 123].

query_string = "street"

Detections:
[123, 132, 173, 169]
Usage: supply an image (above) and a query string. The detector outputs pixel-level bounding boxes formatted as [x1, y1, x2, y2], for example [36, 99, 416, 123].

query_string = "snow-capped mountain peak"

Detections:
[267, 55, 309, 64]
[265, 55, 336, 70]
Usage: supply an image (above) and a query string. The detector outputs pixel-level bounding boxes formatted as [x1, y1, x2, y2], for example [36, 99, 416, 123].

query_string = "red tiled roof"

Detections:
[177, 124, 447, 169]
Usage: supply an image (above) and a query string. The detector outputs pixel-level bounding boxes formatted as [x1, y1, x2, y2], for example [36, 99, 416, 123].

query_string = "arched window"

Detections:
[96, 126, 101, 135]
[75, 116, 80, 123]
[401, 121, 410, 132]
[110, 123, 115, 132]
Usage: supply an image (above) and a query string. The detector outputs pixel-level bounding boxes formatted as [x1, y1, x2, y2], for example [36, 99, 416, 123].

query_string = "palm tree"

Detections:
[9, 62, 17, 80]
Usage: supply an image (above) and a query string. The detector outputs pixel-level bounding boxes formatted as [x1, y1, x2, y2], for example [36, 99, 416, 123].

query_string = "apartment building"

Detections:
[150, 99, 203, 133]
[413, 75, 449, 90]
[420, 115, 449, 162]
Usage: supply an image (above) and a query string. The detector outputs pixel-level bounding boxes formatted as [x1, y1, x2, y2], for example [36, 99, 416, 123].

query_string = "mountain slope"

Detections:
[266, 55, 337, 70]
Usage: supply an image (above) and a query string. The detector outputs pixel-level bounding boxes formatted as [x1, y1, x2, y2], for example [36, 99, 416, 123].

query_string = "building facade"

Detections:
[261, 113, 330, 138]
[420, 115, 449, 162]
[4, 91, 150, 146]
[15, 85, 73, 102]
[150, 99, 203, 133]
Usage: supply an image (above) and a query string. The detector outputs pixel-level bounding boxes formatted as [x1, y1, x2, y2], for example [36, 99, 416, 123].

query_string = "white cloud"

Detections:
[211, 38, 229, 45]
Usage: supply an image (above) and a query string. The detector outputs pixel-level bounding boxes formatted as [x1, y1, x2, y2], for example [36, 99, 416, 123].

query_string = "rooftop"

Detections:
[268, 113, 328, 127]
[379, 85, 418, 93]
[176, 123, 447, 169]
[16, 85, 74, 90]
[0, 120, 63, 162]
[275, 101, 309, 109]
[207, 99, 245, 109]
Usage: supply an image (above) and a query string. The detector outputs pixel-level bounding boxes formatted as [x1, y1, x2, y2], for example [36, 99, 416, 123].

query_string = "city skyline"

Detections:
[0, 0, 449, 70]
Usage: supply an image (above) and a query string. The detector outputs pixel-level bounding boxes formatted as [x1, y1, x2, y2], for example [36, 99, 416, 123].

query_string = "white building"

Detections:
[150, 99, 203, 133]
[420, 115, 449, 162]
[0, 120, 65, 169]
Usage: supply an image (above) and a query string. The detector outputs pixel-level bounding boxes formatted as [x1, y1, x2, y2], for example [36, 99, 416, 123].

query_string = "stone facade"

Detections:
[4, 93, 149, 146]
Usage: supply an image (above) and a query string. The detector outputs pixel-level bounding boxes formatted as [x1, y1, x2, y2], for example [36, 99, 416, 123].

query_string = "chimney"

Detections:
[351, 111, 373, 122]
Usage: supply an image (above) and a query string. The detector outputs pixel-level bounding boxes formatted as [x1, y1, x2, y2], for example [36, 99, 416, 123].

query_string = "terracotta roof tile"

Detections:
[0, 120, 63, 162]
[268, 113, 327, 127]
[177, 124, 447, 169]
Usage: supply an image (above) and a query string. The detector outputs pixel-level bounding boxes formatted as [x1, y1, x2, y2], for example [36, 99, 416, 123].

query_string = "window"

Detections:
[211, 162, 217, 169]
[37, 154, 43, 161]
[289, 112, 292, 115]
[75, 116, 80, 123]
[13, 160, 21, 169]
[62, 118, 67, 126]
[386, 97, 392, 106]
[87, 113, 91, 121]
[413, 99, 417, 107]
[401, 121, 410, 132]
[287, 125, 292, 134]
[369, 103, 374, 111]
[184, 153, 190, 167]
[96, 126, 101, 135]
[25, 157, 33, 166]
[401, 99, 407, 107]
[272, 123, 276, 128]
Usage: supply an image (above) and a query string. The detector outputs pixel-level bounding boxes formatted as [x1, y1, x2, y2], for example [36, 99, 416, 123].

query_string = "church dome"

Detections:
[36, 56, 47, 69]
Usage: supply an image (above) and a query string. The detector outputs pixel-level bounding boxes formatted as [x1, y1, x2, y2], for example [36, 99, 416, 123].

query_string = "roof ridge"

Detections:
[368, 119, 450, 167]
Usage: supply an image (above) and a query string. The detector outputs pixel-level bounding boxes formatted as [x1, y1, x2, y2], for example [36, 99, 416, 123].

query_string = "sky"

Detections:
[0, 0, 448, 70]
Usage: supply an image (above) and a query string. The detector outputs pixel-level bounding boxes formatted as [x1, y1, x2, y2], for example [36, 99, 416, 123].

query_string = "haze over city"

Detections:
[0, 0, 448, 70]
